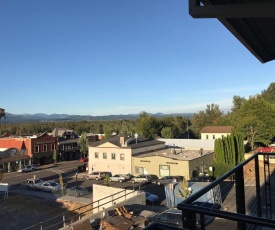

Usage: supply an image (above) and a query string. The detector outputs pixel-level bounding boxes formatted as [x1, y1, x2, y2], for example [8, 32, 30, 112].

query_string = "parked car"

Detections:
[147, 174, 159, 182]
[86, 172, 106, 180]
[80, 157, 88, 162]
[131, 174, 152, 184]
[77, 163, 87, 172]
[78, 172, 88, 178]
[66, 186, 88, 197]
[39, 181, 61, 193]
[31, 164, 38, 170]
[23, 178, 44, 190]
[147, 205, 217, 228]
[156, 176, 185, 185]
[123, 173, 134, 180]
[146, 208, 183, 228]
[192, 175, 213, 182]
[156, 176, 176, 186]
[104, 172, 112, 177]
[175, 176, 184, 182]
[109, 174, 126, 183]
[18, 165, 35, 173]
[138, 190, 159, 205]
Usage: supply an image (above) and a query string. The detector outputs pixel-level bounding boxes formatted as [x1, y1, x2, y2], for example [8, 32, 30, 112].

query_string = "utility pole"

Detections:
[186, 120, 189, 139]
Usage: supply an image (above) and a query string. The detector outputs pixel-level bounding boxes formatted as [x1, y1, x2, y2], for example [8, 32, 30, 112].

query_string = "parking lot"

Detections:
[0, 161, 170, 230]
[2, 160, 168, 206]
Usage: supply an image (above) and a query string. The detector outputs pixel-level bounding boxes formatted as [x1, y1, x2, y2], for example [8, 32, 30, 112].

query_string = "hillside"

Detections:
[1, 112, 194, 123]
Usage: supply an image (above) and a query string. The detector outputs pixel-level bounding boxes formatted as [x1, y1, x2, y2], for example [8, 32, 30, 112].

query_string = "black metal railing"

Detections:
[144, 152, 275, 230]
[176, 152, 275, 230]
[22, 188, 140, 230]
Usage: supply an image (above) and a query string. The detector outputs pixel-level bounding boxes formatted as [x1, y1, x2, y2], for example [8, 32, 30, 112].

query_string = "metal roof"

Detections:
[189, 0, 275, 63]
[200, 126, 233, 134]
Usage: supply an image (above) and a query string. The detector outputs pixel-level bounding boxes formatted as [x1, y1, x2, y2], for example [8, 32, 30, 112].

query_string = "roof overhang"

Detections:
[189, 0, 275, 63]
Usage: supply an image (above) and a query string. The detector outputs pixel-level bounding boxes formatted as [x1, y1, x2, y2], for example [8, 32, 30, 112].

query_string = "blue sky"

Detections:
[1, 0, 274, 116]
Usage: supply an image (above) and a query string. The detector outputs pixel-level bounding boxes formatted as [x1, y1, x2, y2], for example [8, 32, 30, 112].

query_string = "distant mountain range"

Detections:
[2, 112, 194, 123]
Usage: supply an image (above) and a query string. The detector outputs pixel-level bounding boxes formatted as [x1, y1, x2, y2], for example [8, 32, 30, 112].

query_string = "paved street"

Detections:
[2, 160, 167, 205]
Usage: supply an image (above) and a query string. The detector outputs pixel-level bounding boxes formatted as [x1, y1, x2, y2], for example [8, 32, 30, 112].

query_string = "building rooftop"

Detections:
[157, 138, 215, 150]
[200, 126, 233, 134]
[90, 134, 165, 149]
[133, 147, 213, 161]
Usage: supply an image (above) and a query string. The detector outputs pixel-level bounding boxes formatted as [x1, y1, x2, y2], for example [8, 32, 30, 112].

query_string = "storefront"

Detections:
[32, 152, 53, 165]
[0, 155, 31, 172]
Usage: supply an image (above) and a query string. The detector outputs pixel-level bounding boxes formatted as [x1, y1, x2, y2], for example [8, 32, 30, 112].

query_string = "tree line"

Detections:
[1, 82, 275, 152]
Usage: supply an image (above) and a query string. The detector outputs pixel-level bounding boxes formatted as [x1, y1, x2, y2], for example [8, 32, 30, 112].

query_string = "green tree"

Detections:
[231, 95, 247, 112]
[176, 178, 192, 199]
[261, 82, 275, 104]
[191, 104, 223, 137]
[161, 127, 174, 138]
[213, 133, 245, 178]
[135, 111, 158, 139]
[103, 174, 110, 186]
[214, 138, 224, 164]
[232, 96, 275, 148]
[53, 150, 57, 163]
[103, 126, 112, 138]
[78, 133, 89, 158]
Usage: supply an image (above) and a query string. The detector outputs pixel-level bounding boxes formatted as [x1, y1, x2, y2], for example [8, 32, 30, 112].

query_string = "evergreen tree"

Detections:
[78, 133, 89, 157]
[161, 127, 174, 138]
[53, 150, 57, 163]
[213, 133, 245, 178]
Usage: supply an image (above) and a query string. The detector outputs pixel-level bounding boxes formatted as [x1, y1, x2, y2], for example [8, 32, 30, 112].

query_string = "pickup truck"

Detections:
[22, 178, 44, 190]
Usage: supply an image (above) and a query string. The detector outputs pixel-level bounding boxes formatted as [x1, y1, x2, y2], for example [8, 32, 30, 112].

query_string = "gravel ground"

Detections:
[0, 191, 90, 230]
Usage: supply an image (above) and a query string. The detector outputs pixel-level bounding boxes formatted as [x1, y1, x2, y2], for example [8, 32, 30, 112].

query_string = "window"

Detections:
[35, 145, 39, 153]
[111, 153, 116, 160]
[61, 145, 64, 150]
[135, 166, 144, 174]
[43, 144, 47, 152]
[95, 152, 99, 158]
[159, 165, 170, 177]
[120, 154, 125, 161]
[206, 135, 209, 139]
[213, 135, 215, 139]
[103, 152, 107, 159]
[52, 144, 55, 151]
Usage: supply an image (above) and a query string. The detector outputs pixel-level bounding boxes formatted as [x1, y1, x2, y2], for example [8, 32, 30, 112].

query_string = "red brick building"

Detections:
[0, 132, 57, 172]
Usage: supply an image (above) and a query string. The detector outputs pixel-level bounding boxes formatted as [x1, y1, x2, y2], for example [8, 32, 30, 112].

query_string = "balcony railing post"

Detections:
[63, 213, 66, 227]
[255, 154, 262, 217]
[235, 166, 246, 229]
[181, 209, 196, 229]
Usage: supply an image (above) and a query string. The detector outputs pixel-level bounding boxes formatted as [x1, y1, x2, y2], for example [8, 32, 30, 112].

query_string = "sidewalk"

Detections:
[3, 160, 79, 174]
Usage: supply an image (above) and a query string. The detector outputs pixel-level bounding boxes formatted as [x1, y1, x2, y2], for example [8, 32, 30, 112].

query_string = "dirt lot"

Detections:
[0, 192, 92, 230]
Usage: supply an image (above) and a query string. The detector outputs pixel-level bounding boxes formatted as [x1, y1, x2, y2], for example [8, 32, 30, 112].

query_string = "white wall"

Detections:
[92, 184, 141, 212]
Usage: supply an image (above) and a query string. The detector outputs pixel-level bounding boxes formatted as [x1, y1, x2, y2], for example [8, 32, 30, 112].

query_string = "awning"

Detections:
[0, 155, 30, 163]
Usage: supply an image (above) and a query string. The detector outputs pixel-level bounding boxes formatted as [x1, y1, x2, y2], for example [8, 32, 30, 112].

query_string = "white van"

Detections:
[86, 172, 106, 180]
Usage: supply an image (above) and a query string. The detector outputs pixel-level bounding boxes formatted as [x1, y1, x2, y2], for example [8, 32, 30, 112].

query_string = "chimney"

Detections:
[120, 136, 125, 147]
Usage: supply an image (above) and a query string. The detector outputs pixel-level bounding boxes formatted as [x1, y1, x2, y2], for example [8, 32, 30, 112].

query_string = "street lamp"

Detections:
[201, 162, 205, 175]
[75, 173, 78, 187]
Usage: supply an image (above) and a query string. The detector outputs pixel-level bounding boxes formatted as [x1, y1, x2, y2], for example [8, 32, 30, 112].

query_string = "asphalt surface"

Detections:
[1, 160, 168, 230]
[2, 160, 167, 205]
[2, 160, 245, 230]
